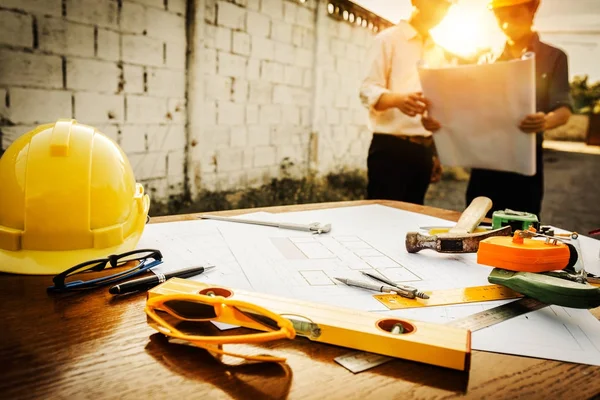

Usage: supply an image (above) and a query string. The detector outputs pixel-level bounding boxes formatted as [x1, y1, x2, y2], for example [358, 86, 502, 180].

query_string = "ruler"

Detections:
[373, 284, 524, 310]
[445, 297, 548, 331]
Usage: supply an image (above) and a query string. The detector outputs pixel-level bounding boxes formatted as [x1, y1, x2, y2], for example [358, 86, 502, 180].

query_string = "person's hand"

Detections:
[430, 155, 442, 183]
[397, 92, 428, 117]
[519, 112, 546, 133]
[421, 111, 441, 133]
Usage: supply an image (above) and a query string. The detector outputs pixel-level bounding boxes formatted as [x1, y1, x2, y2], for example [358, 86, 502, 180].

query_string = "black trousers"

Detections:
[366, 133, 434, 205]
[466, 141, 544, 219]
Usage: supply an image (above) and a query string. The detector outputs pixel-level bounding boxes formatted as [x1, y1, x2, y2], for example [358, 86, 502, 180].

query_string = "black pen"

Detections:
[109, 265, 215, 294]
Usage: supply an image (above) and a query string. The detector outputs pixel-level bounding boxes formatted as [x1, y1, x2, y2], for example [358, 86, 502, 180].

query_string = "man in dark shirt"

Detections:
[422, 0, 573, 218]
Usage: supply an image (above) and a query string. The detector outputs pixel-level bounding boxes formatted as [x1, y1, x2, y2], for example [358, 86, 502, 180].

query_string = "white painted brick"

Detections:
[130, 152, 167, 179]
[0, 10, 33, 48]
[119, 125, 146, 153]
[294, 47, 313, 68]
[301, 106, 311, 126]
[168, 0, 187, 14]
[282, 106, 300, 125]
[7, 88, 71, 124]
[0, 125, 35, 150]
[302, 28, 314, 50]
[260, 0, 282, 20]
[261, 60, 285, 83]
[233, 31, 251, 56]
[67, 58, 120, 92]
[283, 2, 297, 24]
[129, 0, 165, 9]
[247, 0, 260, 11]
[96, 124, 119, 143]
[284, 65, 303, 87]
[123, 65, 145, 94]
[0, 0, 61, 16]
[147, 68, 186, 97]
[167, 98, 186, 124]
[270, 125, 294, 145]
[327, 108, 339, 124]
[337, 21, 352, 40]
[243, 150, 254, 169]
[217, 101, 245, 125]
[74, 93, 124, 123]
[271, 20, 292, 43]
[250, 36, 274, 60]
[202, 125, 230, 149]
[303, 68, 313, 88]
[126, 95, 168, 123]
[246, 104, 259, 124]
[97, 29, 120, 61]
[38, 17, 94, 57]
[273, 84, 291, 105]
[202, 101, 218, 125]
[246, 58, 260, 80]
[166, 39, 187, 68]
[230, 126, 247, 147]
[335, 92, 349, 108]
[247, 11, 270, 37]
[120, 2, 146, 34]
[217, 1, 246, 30]
[205, 24, 232, 51]
[253, 145, 276, 167]
[247, 166, 269, 185]
[232, 78, 248, 103]
[122, 35, 163, 66]
[296, 6, 314, 29]
[66, 0, 118, 29]
[233, 0, 247, 7]
[167, 150, 186, 185]
[147, 8, 186, 42]
[259, 104, 281, 124]
[205, 0, 217, 24]
[277, 144, 302, 161]
[274, 42, 295, 65]
[292, 26, 304, 48]
[247, 125, 270, 146]
[345, 43, 360, 61]
[0, 50, 62, 88]
[202, 48, 218, 75]
[218, 52, 246, 78]
[332, 125, 346, 141]
[330, 38, 346, 57]
[248, 81, 272, 105]
[205, 74, 232, 100]
[147, 124, 186, 151]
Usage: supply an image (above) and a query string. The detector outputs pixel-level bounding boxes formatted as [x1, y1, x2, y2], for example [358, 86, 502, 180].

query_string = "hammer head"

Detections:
[405, 226, 512, 253]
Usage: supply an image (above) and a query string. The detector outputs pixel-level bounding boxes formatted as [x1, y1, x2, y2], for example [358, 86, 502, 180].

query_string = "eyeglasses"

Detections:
[145, 293, 296, 363]
[48, 249, 163, 292]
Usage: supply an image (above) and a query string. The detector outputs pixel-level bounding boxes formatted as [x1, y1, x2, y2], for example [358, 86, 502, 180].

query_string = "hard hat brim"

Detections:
[488, 0, 535, 9]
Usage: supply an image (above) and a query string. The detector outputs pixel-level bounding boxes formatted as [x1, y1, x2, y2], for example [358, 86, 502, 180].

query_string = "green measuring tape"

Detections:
[492, 209, 540, 232]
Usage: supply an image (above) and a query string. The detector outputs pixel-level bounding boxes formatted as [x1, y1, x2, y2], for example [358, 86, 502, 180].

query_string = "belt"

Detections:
[376, 133, 434, 147]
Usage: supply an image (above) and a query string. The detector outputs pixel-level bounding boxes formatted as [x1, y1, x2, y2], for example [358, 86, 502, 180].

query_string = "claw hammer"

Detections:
[405, 196, 512, 253]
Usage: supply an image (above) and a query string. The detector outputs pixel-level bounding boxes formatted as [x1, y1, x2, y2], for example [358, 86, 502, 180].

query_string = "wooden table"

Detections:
[1, 200, 599, 399]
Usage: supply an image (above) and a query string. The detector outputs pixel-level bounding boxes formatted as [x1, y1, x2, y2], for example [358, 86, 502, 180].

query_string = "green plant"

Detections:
[570, 75, 600, 114]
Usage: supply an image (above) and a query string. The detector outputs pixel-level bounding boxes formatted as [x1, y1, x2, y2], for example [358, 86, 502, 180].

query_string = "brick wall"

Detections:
[0, 0, 389, 203]
[0, 0, 188, 199]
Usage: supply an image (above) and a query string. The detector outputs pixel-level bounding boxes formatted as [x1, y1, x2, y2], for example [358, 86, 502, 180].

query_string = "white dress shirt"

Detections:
[359, 21, 450, 137]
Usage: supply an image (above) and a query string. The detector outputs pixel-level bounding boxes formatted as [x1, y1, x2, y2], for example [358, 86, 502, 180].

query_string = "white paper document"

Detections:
[418, 53, 537, 175]
[138, 204, 600, 366]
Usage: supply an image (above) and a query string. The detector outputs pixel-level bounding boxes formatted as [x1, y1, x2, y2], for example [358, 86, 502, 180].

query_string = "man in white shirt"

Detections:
[359, 0, 453, 205]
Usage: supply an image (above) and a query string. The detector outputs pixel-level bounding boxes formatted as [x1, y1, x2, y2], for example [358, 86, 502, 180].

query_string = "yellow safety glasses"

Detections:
[144, 293, 296, 363]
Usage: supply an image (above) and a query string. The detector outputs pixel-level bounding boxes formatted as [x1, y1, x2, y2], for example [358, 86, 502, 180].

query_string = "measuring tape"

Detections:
[373, 284, 524, 310]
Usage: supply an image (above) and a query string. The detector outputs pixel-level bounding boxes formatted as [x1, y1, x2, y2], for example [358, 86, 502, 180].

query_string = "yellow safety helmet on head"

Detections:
[488, 0, 538, 8]
[0, 119, 150, 275]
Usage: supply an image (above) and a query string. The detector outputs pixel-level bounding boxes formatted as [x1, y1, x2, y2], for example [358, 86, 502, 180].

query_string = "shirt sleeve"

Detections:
[359, 33, 391, 110]
[548, 50, 574, 112]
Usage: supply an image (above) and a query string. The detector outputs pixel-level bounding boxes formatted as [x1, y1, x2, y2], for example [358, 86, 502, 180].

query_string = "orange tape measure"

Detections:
[374, 284, 524, 310]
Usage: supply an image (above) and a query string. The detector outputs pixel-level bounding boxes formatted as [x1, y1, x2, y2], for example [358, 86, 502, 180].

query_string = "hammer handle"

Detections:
[449, 196, 493, 235]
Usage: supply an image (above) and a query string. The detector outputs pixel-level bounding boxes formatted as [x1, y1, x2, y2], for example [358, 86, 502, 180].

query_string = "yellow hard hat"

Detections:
[0, 119, 150, 275]
[488, 0, 537, 8]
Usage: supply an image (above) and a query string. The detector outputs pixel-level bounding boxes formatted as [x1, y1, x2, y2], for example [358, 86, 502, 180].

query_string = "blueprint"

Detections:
[418, 52, 537, 176]
[138, 204, 600, 366]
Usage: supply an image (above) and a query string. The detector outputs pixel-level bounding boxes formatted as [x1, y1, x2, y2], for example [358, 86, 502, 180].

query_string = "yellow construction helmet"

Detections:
[488, 0, 538, 8]
[0, 119, 150, 275]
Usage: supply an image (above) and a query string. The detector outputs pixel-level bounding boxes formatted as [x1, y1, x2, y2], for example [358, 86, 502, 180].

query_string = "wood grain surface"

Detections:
[1, 200, 599, 399]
